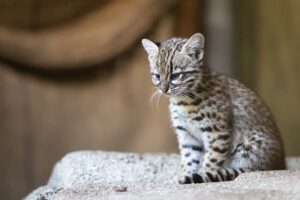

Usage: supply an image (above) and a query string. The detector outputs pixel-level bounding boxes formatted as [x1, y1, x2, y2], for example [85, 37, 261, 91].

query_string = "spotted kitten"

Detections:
[142, 33, 286, 184]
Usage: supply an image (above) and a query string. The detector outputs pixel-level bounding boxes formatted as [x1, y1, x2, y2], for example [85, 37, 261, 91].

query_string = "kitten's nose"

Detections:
[159, 81, 169, 93]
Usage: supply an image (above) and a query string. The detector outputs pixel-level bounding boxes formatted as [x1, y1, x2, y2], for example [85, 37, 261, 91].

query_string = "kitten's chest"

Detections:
[169, 104, 210, 133]
[170, 106, 209, 148]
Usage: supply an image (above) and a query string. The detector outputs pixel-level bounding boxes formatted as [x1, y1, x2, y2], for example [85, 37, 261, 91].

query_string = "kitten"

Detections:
[142, 33, 286, 184]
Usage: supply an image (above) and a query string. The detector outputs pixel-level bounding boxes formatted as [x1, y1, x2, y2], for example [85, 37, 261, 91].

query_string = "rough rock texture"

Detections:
[24, 151, 300, 200]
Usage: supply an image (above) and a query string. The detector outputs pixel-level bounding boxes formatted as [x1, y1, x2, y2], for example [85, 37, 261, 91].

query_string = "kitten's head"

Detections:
[142, 33, 205, 97]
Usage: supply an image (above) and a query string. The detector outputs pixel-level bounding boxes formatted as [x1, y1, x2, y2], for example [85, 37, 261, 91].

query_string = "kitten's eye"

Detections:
[152, 73, 160, 81]
[170, 73, 182, 81]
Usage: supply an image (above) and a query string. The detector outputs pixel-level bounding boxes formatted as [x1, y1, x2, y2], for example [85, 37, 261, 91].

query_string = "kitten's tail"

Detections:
[180, 168, 249, 184]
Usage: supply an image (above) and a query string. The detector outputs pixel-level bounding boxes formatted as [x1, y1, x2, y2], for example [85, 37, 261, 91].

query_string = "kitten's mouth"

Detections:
[160, 90, 181, 97]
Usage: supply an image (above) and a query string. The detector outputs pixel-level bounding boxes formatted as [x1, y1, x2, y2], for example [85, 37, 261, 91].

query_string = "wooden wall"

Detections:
[1, 1, 299, 200]
[0, 1, 204, 200]
[235, 0, 300, 155]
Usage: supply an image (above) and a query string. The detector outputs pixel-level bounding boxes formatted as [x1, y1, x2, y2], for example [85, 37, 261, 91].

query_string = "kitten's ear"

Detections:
[181, 33, 205, 59]
[141, 38, 159, 58]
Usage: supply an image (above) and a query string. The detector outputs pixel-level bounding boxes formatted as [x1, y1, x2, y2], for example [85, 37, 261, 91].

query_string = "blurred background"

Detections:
[0, 0, 299, 199]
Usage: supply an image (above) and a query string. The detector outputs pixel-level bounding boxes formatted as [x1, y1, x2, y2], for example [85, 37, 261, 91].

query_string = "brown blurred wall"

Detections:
[235, 0, 300, 156]
[0, 0, 204, 199]
[1, 0, 300, 200]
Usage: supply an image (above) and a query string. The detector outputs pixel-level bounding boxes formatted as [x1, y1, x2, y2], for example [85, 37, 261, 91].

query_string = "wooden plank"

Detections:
[235, 0, 300, 155]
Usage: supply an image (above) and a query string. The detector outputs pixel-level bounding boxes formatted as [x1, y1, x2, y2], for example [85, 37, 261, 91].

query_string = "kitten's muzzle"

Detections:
[158, 81, 169, 94]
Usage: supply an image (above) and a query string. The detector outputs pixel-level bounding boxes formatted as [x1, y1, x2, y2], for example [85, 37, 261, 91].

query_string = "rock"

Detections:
[24, 151, 300, 200]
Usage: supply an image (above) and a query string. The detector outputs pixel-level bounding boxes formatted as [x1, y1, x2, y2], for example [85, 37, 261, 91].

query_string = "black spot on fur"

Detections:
[213, 125, 221, 132]
[236, 143, 243, 148]
[216, 160, 225, 167]
[255, 140, 262, 146]
[191, 98, 203, 106]
[212, 147, 227, 154]
[211, 112, 217, 118]
[241, 153, 249, 158]
[206, 172, 218, 182]
[224, 169, 232, 181]
[244, 145, 252, 151]
[179, 176, 192, 184]
[192, 174, 204, 183]
[176, 101, 189, 106]
[182, 144, 204, 152]
[176, 126, 187, 132]
[217, 170, 225, 181]
[233, 169, 239, 177]
[188, 110, 198, 114]
[193, 116, 204, 121]
[217, 134, 230, 140]
[185, 152, 191, 157]
[201, 126, 213, 132]
[192, 159, 200, 164]
[209, 139, 216, 145]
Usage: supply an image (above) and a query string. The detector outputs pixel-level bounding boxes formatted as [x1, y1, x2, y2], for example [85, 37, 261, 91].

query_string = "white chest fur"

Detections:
[169, 102, 212, 149]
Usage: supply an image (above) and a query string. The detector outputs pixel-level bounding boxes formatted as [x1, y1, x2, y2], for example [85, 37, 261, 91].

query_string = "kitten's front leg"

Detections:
[175, 126, 204, 184]
[200, 131, 231, 181]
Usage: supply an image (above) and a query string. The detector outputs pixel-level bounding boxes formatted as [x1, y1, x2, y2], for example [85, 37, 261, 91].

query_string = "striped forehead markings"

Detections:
[166, 42, 180, 77]
[155, 41, 181, 76]
[156, 49, 168, 74]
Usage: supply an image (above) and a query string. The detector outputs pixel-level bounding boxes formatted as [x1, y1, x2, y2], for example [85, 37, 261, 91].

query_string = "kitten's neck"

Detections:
[170, 67, 216, 104]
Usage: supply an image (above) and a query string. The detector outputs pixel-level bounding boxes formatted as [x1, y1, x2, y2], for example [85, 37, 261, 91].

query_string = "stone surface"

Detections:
[24, 151, 300, 200]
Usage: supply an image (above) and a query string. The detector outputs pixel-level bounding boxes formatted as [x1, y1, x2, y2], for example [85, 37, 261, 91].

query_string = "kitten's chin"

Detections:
[162, 91, 182, 97]
[157, 90, 172, 97]
[158, 88, 183, 97]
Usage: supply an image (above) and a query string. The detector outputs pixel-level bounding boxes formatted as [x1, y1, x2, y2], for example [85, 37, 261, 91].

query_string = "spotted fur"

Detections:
[142, 33, 286, 184]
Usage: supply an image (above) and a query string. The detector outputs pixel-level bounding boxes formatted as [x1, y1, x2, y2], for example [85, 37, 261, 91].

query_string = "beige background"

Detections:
[0, 0, 299, 199]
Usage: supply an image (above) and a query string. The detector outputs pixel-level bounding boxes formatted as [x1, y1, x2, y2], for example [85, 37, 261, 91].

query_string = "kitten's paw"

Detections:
[178, 174, 204, 184]
[192, 173, 204, 183]
[178, 176, 192, 184]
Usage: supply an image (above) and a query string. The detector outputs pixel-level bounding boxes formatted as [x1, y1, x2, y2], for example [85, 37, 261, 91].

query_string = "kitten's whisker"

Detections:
[152, 87, 158, 91]
[150, 90, 159, 103]
[150, 89, 162, 113]
[155, 92, 162, 112]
